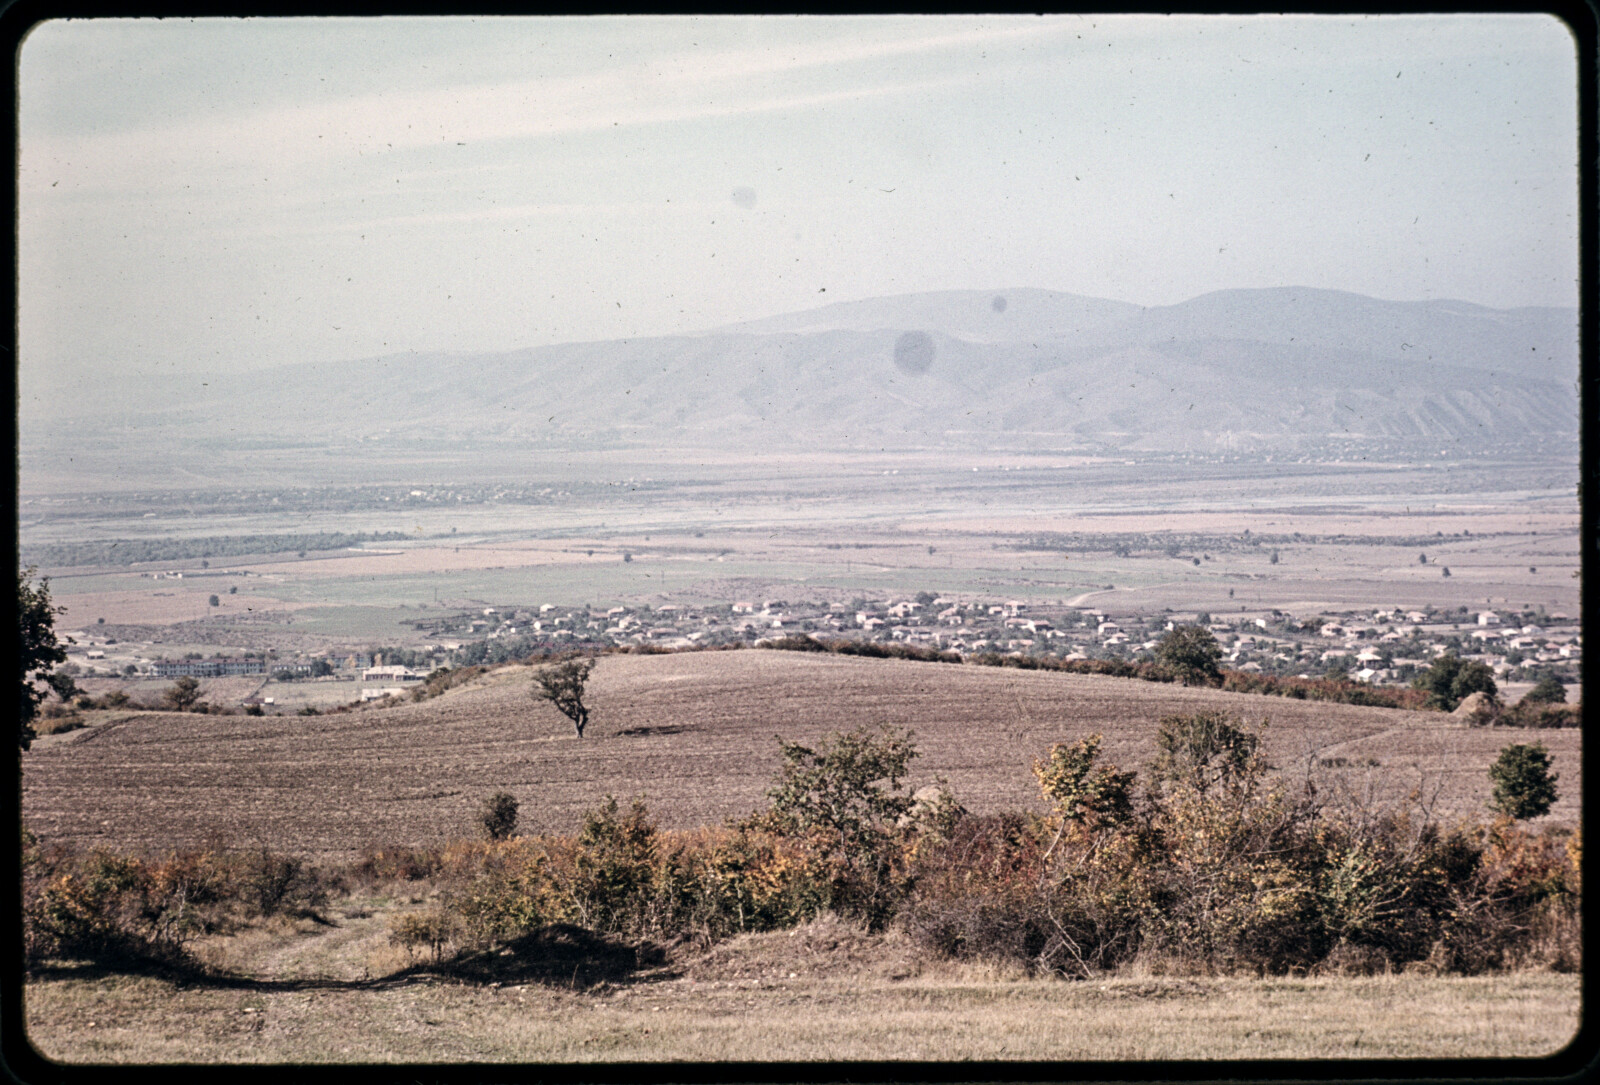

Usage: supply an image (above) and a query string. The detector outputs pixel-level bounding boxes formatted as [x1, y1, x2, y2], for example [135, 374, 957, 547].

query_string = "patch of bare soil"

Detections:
[679, 913, 922, 984]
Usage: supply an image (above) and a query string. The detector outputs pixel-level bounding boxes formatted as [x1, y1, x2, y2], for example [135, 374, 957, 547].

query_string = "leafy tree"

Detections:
[1154, 624, 1222, 685]
[18, 570, 72, 750]
[478, 791, 520, 841]
[208, 595, 220, 607]
[1412, 653, 1497, 711]
[1151, 710, 1262, 795]
[534, 658, 594, 737]
[765, 724, 917, 853]
[1033, 733, 1135, 832]
[1521, 674, 1568, 705]
[1488, 743, 1559, 820]
[762, 724, 918, 927]
[161, 676, 202, 712]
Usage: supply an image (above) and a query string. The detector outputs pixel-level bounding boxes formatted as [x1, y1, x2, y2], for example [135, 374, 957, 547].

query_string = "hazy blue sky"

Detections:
[18, 14, 1579, 385]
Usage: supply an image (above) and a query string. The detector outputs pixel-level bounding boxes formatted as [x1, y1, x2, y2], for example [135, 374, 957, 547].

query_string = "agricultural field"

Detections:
[22, 650, 1581, 858]
[21, 454, 1580, 661]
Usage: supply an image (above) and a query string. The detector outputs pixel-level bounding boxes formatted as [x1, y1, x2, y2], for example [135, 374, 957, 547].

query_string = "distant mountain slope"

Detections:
[709, 288, 1142, 343]
[22, 287, 1579, 459]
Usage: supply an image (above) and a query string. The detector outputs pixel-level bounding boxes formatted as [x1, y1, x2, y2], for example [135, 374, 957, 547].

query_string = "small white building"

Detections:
[362, 665, 424, 683]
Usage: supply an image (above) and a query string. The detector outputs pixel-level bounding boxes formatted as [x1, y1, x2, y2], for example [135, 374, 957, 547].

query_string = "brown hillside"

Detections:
[21, 650, 1580, 859]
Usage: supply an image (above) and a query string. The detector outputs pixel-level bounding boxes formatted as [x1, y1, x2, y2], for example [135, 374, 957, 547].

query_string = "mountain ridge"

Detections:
[22, 286, 1578, 462]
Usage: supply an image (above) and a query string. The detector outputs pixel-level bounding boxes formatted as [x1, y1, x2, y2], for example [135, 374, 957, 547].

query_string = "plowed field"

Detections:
[22, 650, 1581, 858]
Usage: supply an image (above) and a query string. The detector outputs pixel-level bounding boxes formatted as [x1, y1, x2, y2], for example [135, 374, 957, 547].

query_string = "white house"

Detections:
[363, 665, 423, 683]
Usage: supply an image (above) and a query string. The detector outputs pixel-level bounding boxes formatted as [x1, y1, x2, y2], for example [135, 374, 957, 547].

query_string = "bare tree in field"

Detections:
[533, 659, 594, 737]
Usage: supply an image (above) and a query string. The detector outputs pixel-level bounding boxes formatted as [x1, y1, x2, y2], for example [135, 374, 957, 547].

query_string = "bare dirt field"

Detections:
[22, 650, 1579, 860]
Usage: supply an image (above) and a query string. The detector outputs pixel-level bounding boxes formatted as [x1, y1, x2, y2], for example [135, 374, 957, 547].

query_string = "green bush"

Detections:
[1489, 743, 1559, 820]
[756, 724, 919, 927]
[1413, 653, 1498, 711]
[1521, 674, 1568, 705]
[1154, 624, 1223, 686]
[478, 792, 519, 841]
[569, 796, 660, 934]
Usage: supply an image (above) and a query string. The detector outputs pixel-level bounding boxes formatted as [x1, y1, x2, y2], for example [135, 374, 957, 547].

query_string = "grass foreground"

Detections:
[20, 909, 1583, 1066]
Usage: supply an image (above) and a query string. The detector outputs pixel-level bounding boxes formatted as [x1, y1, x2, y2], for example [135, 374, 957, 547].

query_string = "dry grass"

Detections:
[22, 650, 1580, 859]
[22, 901, 1582, 1065]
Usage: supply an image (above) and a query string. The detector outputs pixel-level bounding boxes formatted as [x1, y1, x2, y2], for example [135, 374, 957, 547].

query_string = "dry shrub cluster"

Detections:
[1217, 669, 1429, 710]
[759, 641, 1432, 710]
[409, 664, 490, 703]
[901, 719, 1580, 978]
[975, 652, 1428, 709]
[761, 634, 962, 664]
[387, 806, 842, 965]
[22, 835, 338, 970]
[1474, 700, 1583, 729]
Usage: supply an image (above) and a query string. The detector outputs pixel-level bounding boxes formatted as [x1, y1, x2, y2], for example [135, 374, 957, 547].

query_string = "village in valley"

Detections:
[54, 588, 1581, 714]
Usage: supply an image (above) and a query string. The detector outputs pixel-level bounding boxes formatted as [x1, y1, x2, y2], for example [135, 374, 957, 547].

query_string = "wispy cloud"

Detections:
[19, 21, 1062, 200]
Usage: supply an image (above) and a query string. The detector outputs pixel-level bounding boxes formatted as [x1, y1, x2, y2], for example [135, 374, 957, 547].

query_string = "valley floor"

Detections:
[20, 905, 1582, 1066]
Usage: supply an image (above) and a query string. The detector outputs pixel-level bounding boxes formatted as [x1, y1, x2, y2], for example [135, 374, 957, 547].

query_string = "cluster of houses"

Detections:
[416, 598, 1581, 690]
[58, 597, 1578, 703]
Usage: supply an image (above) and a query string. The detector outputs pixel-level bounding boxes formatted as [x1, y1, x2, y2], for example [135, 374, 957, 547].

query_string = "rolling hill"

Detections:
[21, 650, 1581, 859]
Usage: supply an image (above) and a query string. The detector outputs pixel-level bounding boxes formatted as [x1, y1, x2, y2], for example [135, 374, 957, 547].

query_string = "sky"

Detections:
[17, 14, 1581, 387]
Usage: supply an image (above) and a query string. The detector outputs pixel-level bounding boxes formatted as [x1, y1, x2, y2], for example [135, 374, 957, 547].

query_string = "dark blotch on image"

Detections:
[893, 330, 935, 375]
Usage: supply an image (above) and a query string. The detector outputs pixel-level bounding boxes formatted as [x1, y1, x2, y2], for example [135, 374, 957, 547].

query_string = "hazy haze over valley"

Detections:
[20, 284, 1579, 487]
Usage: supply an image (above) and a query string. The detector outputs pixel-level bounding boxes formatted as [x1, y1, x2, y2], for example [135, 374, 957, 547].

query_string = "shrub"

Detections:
[354, 845, 447, 884]
[1499, 701, 1582, 728]
[389, 908, 464, 964]
[1412, 653, 1497, 711]
[568, 796, 659, 934]
[161, 676, 202, 712]
[479, 792, 520, 841]
[673, 826, 833, 939]
[1488, 743, 1559, 820]
[447, 840, 563, 948]
[1033, 734, 1135, 833]
[1521, 674, 1568, 705]
[761, 634, 829, 653]
[34, 713, 85, 737]
[1150, 710, 1263, 794]
[1154, 625, 1223, 686]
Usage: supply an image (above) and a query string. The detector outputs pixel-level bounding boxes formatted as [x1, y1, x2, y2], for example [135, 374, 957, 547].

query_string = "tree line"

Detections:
[21, 531, 409, 568]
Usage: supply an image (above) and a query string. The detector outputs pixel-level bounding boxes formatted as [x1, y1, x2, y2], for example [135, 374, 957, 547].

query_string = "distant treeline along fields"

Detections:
[23, 531, 409, 568]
